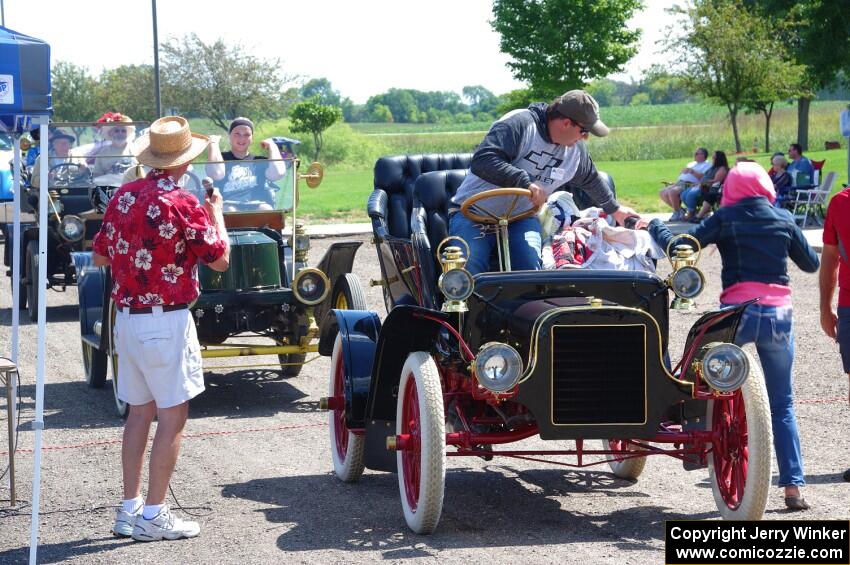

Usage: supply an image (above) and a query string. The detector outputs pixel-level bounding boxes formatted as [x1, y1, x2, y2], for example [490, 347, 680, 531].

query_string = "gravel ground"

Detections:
[0, 236, 848, 564]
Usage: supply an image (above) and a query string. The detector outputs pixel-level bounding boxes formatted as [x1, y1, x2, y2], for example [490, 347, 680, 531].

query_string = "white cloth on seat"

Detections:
[582, 221, 666, 273]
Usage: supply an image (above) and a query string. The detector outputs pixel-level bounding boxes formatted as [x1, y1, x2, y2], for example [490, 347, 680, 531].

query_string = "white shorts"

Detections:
[114, 307, 204, 408]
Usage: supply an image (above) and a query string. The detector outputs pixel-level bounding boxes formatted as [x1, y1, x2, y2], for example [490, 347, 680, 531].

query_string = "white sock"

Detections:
[121, 496, 143, 514]
[142, 503, 165, 520]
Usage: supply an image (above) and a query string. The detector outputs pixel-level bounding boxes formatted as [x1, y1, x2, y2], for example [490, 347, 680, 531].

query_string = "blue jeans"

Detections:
[448, 212, 542, 275]
[681, 185, 701, 212]
[729, 303, 804, 487]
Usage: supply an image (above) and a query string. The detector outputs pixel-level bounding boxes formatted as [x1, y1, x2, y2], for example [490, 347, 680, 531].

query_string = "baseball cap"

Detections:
[551, 90, 609, 137]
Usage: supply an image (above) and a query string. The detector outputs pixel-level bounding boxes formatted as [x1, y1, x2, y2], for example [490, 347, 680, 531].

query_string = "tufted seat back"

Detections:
[370, 153, 472, 239]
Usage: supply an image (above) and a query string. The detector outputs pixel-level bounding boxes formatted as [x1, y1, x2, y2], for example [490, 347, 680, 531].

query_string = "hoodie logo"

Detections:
[523, 150, 563, 183]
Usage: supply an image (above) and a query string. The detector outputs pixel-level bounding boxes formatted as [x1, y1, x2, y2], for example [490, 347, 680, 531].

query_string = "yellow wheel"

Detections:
[331, 274, 367, 311]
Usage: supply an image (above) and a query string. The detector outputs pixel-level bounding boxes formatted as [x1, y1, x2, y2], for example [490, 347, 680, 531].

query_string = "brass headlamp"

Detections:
[435, 237, 474, 313]
[666, 234, 705, 311]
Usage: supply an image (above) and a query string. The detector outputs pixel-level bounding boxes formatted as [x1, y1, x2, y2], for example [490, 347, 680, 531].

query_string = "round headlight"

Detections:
[473, 342, 523, 393]
[671, 266, 704, 299]
[438, 268, 474, 301]
[59, 215, 85, 242]
[700, 343, 749, 392]
[292, 268, 330, 305]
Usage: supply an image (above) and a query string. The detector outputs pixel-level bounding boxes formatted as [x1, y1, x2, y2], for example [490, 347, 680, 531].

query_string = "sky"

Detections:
[3, 0, 677, 103]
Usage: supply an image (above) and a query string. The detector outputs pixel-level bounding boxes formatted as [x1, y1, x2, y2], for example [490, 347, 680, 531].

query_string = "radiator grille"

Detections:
[551, 324, 646, 425]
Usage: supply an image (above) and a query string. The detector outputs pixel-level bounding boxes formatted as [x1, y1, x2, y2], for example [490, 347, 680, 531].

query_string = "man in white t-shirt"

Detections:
[659, 147, 712, 221]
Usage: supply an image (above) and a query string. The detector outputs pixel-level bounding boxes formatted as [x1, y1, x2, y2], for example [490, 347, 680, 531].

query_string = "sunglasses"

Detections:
[111, 128, 128, 134]
[566, 118, 590, 135]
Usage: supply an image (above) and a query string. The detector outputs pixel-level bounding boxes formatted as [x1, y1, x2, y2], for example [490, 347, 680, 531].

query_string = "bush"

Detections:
[252, 119, 390, 169]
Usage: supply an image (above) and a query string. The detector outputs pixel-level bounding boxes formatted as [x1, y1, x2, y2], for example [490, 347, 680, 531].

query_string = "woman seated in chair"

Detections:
[771, 154, 794, 208]
[680, 150, 729, 223]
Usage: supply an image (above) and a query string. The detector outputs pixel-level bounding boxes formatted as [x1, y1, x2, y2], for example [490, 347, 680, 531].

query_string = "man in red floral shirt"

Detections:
[92, 116, 230, 541]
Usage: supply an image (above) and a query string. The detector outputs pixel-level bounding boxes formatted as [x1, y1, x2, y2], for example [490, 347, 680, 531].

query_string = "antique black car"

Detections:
[318, 154, 771, 534]
[75, 155, 364, 417]
[1, 122, 148, 320]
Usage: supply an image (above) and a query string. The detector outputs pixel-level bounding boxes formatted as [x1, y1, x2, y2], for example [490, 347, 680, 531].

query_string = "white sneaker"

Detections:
[131, 506, 200, 542]
[112, 507, 141, 537]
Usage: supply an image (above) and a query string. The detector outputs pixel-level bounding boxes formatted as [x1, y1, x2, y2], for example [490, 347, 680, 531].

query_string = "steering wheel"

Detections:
[48, 162, 92, 188]
[460, 187, 537, 224]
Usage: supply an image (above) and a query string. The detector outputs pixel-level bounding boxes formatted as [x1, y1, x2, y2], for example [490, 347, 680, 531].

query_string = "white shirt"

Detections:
[677, 160, 712, 184]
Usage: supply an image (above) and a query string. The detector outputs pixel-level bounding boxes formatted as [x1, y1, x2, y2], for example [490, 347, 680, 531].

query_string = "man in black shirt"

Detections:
[206, 117, 287, 209]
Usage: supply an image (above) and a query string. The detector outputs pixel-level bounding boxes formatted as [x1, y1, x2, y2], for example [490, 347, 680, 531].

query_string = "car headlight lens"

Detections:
[438, 268, 474, 301]
[292, 268, 329, 305]
[671, 266, 704, 299]
[59, 215, 85, 242]
[700, 343, 749, 392]
[473, 342, 523, 393]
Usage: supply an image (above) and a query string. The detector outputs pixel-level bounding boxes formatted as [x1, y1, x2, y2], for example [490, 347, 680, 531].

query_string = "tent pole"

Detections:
[11, 135, 21, 364]
[28, 117, 49, 565]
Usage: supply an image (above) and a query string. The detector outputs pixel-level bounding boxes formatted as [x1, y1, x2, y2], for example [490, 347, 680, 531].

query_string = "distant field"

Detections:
[300, 148, 849, 223]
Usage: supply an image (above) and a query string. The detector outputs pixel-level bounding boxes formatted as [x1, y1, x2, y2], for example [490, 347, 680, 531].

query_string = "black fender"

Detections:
[672, 300, 753, 450]
[363, 305, 450, 472]
[681, 300, 752, 359]
[72, 252, 109, 351]
[313, 240, 363, 326]
[319, 308, 381, 430]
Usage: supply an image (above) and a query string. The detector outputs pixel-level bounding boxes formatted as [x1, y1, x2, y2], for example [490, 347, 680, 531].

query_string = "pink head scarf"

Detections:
[720, 161, 776, 207]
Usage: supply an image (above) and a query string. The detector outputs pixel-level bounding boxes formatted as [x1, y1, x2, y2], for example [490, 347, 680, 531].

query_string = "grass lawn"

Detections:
[300, 148, 849, 223]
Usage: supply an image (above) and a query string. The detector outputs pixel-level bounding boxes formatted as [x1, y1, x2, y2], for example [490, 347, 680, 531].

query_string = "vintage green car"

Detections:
[74, 151, 364, 416]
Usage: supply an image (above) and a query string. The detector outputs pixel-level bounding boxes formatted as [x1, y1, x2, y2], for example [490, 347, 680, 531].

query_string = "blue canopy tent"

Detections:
[0, 24, 52, 565]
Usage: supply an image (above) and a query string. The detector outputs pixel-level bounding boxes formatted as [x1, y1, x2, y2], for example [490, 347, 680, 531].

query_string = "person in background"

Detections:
[817, 181, 850, 483]
[205, 117, 286, 209]
[646, 162, 820, 511]
[30, 129, 83, 189]
[771, 154, 794, 208]
[92, 116, 230, 541]
[89, 114, 137, 177]
[680, 150, 729, 222]
[787, 143, 814, 187]
[659, 147, 712, 221]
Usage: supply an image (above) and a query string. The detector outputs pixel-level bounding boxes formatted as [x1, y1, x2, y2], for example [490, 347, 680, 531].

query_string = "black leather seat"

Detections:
[368, 153, 472, 241]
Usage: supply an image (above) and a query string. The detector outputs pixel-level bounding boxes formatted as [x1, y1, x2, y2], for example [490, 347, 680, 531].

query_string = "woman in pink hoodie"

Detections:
[647, 161, 820, 511]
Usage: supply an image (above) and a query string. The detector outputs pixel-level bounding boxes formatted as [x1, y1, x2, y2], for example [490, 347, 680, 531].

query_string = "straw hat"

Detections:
[132, 116, 209, 169]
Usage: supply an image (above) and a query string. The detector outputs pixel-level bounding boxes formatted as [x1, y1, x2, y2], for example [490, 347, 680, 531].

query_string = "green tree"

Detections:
[629, 92, 650, 106]
[161, 33, 294, 130]
[95, 65, 157, 122]
[300, 78, 341, 106]
[289, 97, 343, 161]
[642, 65, 689, 104]
[369, 103, 393, 123]
[51, 61, 100, 122]
[667, 0, 801, 152]
[462, 85, 499, 113]
[586, 79, 619, 107]
[742, 62, 809, 152]
[491, 0, 642, 99]
[744, 0, 850, 149]
[494, 88, 536, 114]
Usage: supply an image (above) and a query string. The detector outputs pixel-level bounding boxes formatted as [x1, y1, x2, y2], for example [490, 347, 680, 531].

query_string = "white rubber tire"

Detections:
[396, 351, 445, 534]
[328, 335, 365, 482]
[706, 350, 772, 520]
[602, 439, 647, 480]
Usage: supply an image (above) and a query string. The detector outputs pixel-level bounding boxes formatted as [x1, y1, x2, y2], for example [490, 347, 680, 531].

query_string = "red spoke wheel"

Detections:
[706, 350, 771, 519]
[396, 351, 445, 534]
[328, 335, 365, 482]
[602, 439, 647, 480]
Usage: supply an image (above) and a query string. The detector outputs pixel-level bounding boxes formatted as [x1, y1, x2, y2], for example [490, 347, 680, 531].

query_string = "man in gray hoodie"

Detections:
[449, 90, 639, 274]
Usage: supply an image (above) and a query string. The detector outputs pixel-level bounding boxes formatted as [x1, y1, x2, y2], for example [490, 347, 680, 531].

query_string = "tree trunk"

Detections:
[729, 105, 742, 153]
[763, 102, 774, 154]
[313, 131, 322, 162]
[797, 97, 811, 151]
